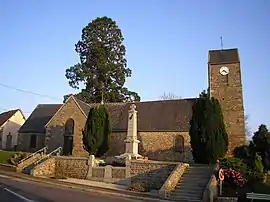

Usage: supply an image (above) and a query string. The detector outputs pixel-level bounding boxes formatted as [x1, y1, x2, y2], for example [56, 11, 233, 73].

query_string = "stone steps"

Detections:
[22, 156, 49, 175]
[167, 165, 213, 201]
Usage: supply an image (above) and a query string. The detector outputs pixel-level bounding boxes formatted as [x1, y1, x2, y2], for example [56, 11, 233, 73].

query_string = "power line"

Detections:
[0, 83, 62, 101]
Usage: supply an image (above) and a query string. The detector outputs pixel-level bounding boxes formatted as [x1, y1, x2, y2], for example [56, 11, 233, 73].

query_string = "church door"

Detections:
[63, 118, 74, 156]
[6, 133, 12, 150]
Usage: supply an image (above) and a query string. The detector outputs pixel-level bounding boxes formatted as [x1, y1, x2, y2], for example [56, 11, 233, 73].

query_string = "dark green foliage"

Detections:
[220, 157, 247, 174]
[252, 124, 270, 171]
[65, 16, 140, 103]
[189, 90, 228, 164]
[82, 105, 112, 157]
[233, 145, 250, 160]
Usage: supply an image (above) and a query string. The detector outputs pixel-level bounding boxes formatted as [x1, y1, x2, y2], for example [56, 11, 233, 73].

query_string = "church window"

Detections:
[174, 136, 184, 153]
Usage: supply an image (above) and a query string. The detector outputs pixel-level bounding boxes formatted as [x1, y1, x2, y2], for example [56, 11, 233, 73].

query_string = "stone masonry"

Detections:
[31, 155, 180, 190]
[109, 131, 192, 162]
[45, 98, 88, 156]
[17, 133, 45, 152]
[209, 59, 246, 155]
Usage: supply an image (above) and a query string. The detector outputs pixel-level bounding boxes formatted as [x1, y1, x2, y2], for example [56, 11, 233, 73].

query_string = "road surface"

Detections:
[0, 175, 145, 202]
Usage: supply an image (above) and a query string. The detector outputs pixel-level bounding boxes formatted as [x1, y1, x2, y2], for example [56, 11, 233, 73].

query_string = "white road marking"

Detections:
[3, 187, 35, 202]
[0, 174, 11, 179]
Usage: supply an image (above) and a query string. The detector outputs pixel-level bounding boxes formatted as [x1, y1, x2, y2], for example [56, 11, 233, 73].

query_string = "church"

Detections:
[17, 48, 246, 162]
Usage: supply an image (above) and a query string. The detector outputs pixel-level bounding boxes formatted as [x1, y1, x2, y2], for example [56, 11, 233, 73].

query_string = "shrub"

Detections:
[220, 157, 247, 174]
[82, 105, 112, 157]
[189, 91, 228, 164]
[7, 152, 28, 165]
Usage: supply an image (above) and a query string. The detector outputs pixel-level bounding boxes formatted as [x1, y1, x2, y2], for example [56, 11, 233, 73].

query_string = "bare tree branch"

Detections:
[160, 92, 182, 100]
[244, 114, 252, 140]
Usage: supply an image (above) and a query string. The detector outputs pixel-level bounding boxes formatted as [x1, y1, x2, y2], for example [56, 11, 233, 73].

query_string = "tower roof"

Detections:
[208, 48, 240, 64]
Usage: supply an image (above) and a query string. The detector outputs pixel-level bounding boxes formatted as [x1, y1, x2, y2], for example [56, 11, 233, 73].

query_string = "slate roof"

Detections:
[0, 109, 19, 127]
[208, 48, 240, 64]
[116, 99, 197, 131]
[73, 97, 197, 131]
[18, 104, 62, 133]
[19, 96, 197, 133]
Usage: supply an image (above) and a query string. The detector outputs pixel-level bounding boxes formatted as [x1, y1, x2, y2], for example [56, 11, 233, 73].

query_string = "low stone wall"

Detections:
[130, 159, 178, 189]
[0, 163, 17, 172]
[32, 157, 56, 177]
[202, 162, 219, 202]
[158, 163, 189, 198]
[17, 153, 43, 172]
[55, 156, 88, 179]
[216, 197, 238, 202]
[30, 155, 181, 189]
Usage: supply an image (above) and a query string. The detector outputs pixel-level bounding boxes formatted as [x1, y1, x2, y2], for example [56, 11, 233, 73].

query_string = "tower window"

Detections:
[225, 74, 229, 85]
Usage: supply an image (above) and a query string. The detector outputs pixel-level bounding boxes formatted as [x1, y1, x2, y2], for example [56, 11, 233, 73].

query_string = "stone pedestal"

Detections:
[120, 104, 142, 159]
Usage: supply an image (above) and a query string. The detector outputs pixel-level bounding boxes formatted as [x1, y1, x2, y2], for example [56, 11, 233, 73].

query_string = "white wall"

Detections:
[1, 110, 25, 149]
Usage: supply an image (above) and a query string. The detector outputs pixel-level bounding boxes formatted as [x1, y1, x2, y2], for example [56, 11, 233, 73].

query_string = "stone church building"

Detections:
[17, 48, 245, 162]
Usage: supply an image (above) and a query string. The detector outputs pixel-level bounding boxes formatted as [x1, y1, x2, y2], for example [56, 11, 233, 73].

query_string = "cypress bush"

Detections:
[82, 105, 112, 157]
[189, 90, 228, 164]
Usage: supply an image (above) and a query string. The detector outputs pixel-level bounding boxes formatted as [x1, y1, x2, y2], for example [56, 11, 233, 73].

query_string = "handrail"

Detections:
[18, 147, 47, 165]
[33, 147, 62, 166]
[247, 192, 270, 200]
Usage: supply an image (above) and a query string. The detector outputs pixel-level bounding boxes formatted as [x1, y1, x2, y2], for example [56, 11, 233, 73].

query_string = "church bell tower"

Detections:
[208, 48, 246, 155]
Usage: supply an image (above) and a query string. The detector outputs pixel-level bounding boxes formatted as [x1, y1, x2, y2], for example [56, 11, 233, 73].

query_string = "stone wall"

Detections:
[17, 153, 43, 172]
[45, 97, 88, 156]
[55, 156, 88, 179]
[109, 131, 193, 162]
[158, 163, 189, 198]
[202, 162, 219, 202]
[17, 133, 45, 152]
[216, 197, 238, 202]
[209, 62, 246, 155]
[32, 157, 55, 177]
[130, 159, 178, 189]
[30, 155, 180, 190]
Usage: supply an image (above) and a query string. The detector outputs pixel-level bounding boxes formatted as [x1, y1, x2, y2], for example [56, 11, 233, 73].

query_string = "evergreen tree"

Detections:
[252, 124, 270, 170]
[65, 16, 140, 103]
[82, 105, 112, 156]
[189, 90, 228, 163]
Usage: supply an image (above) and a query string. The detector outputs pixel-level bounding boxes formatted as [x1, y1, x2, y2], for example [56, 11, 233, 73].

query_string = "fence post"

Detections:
[86, 155, 95, 179]
[104, 165, 112, 183]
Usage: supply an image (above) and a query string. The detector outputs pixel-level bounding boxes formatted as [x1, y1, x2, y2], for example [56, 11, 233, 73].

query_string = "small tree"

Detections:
[252, 124, 270, 171]
[82, 105, 112, 157]
[189, 90, 228, 164]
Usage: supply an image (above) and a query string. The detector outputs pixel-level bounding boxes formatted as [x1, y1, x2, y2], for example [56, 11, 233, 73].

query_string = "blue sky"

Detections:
[0, 0, 269, 133]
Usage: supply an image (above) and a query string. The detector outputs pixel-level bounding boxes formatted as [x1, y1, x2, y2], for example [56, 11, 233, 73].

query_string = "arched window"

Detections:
[64, 118, 74, 136]
[63, 118, 74, 156]
[174, 135, 184, 153]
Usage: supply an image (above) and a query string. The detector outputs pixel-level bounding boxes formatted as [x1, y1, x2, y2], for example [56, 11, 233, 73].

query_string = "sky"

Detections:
[0, 0, 269, 134]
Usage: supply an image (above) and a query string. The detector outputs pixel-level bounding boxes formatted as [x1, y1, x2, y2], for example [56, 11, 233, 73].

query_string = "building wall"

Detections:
[17, 132, 45, 152]
[209, 62, 245, 155]
[1, 110, 26, 150]
[46, 97, 88, 156]
[109, 131, 193, 162]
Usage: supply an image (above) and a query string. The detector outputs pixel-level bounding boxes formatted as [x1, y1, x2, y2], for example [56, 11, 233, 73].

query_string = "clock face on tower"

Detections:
[220, 66, 229, 76]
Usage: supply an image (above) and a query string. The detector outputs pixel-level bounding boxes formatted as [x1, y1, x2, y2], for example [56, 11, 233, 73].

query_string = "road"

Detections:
[0, 175, 145, 202]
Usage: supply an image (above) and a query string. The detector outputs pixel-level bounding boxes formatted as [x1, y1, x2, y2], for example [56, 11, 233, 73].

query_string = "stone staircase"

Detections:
[22, 157, 48, 174]
[22, 147, 62, 175]
[168, 165, 213, 201]
[17, 147, 47, 173]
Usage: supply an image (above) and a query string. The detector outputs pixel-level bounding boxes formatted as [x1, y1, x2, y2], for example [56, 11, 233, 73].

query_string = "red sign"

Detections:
[219, 168, 224, 181]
